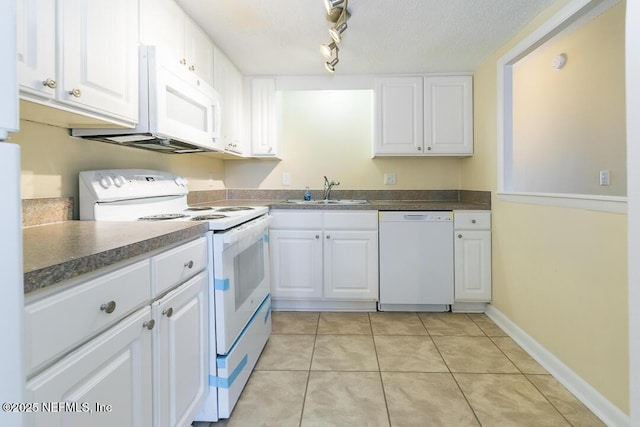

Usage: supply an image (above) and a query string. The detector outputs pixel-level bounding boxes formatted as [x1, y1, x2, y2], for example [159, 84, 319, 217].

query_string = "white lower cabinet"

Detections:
[153, 271, 208, 427]
[270, 210, 378, 310]
[453, 211, 492, 305]
[26, 307, 154, 427]
[24, 237, 209, 427]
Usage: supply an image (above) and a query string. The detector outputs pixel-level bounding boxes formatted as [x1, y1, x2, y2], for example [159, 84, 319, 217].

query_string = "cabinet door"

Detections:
[1, 0, 19, 139]
[139, 0, 184, 69]
[214, 47, 243, 153]
[374, 76, 424, 154]
[60, 0, 138, 122]
[25, 307, 153, 427]
[454, 230, 491, 302]
[184, 19, 214, 86]
[250, 78, 278, 157]
[153, 272, 208, 427]
[269, 229, 323, 299]
[16, 0, 56, 99]
[424, 76, 473, 154]
[324, 230, 379, 300]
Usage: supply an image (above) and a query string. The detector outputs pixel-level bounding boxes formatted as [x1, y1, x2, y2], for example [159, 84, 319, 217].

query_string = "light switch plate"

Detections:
[282, 172, 291, 186]
[599, 170, 610, 186]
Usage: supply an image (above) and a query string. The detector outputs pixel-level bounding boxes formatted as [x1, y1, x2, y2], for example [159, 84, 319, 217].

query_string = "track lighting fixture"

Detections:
[320, 41, 338, 59]
[320, 0, 349, 73]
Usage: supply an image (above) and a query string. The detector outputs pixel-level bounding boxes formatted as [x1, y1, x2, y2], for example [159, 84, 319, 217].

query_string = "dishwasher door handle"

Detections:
[403, 214, 428, 220]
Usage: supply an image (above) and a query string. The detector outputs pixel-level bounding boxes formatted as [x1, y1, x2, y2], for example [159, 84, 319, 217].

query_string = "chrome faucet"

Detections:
[323, 176, 340, 200]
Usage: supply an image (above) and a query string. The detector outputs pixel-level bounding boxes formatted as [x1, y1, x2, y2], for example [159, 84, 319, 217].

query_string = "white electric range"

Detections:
[79, 169, 272, 421]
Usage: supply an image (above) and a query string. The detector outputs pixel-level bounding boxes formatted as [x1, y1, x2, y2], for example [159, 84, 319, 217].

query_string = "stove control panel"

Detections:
[80, 169, 188, 202]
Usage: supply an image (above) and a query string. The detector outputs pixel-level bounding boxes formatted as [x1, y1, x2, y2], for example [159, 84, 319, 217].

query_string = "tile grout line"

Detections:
[475, 314, 574, 425]
[423, 313, 484, 426]
[297, 312, 321, 427]
[368, 312, 393, 427]
[523, 373, 576, 426]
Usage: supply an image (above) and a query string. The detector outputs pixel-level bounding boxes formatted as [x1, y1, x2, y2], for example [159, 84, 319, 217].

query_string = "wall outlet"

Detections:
[384, 172, 397, 185]
[599, 169, 610, 186]
[282, 172, 291, 186]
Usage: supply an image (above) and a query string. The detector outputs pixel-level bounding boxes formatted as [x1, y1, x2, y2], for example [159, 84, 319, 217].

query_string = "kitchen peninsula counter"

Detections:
[23, 221, 209, 294]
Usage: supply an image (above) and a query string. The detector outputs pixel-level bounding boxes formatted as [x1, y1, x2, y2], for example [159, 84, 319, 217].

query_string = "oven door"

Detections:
[213, 215, 271, 354]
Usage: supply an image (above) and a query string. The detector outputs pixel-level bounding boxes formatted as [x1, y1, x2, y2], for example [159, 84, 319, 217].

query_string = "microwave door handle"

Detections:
[211, 101, 220, 139]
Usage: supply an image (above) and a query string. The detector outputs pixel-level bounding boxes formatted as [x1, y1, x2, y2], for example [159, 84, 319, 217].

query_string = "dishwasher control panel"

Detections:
[378, 211, 453, 222]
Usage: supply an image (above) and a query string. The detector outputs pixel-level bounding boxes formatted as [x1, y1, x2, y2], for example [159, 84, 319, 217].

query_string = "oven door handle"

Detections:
[222, 215, 271, 245]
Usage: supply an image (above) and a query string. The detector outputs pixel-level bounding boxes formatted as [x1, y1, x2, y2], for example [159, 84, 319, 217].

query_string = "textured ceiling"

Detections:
[175, 0, 556, 76]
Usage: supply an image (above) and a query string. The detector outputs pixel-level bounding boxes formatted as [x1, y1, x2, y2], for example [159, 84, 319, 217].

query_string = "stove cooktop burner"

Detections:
[138, 213, 189, 221]
[216, 206, 255, 212]
[191, 214, 228, 221]
[185, 206, 215, 211]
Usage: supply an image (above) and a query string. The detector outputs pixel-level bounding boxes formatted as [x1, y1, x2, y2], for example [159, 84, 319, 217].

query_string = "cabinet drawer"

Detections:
[153, 237, 208, 296]
[269, 210, 323, 229]
[25, 259, 151, 376]
[324, 211, 378, 230]
[454, 211, 491, 230]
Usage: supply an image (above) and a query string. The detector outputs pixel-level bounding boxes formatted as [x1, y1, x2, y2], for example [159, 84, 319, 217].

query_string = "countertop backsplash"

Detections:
[22, 197, 73, 227]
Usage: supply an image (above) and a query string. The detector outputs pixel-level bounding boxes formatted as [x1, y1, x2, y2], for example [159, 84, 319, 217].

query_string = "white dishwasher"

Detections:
[379, 211, 454, 311]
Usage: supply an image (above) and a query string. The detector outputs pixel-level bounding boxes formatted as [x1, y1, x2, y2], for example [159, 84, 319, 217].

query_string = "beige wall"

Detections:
[12, 119, 226, 202]
[512, 2, 626, 195]
[462, 0, 629, 413]
[225, 90, 462, 190]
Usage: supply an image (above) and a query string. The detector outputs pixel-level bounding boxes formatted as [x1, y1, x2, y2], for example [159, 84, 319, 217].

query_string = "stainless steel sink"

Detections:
[281, 199, 369, 205]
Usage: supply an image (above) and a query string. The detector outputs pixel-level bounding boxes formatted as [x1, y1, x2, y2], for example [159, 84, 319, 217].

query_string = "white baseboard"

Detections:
[485, 305, 629, 427]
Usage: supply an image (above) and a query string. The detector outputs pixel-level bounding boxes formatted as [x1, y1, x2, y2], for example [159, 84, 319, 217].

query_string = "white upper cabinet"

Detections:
[17, 0, 138, 128]
[374, 76, 424, 154]
[16, 0, 56, 100]
[248, 77, 279, 158]
[374, 75, 473, 156]
[213, 47, 244, 154]
[424, 76, 473, 154]
[1, 0, 18, 139]
[60, 0, 138, 121]
[140, 0, 214, 86]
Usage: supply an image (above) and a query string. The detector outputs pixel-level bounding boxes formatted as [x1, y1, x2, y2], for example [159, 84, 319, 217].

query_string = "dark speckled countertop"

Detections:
[23, 221, 209, 295]
[22, 189, 489, 296]
[188, 189, 491, 211]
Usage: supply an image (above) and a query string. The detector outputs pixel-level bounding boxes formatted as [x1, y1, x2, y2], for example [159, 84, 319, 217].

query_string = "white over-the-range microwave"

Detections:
[72, 46, 221, 154]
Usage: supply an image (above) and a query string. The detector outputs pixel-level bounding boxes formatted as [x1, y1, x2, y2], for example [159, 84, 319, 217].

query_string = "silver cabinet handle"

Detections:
[458, 234, 463, 239]
[189, 65, 195, 71]
[180, 58, 187, 65]
[162, 307, 174, 317]
[315, 235, 320, 239]
[68, 88, 81, 97]
[471, 219, 477, 224]
[42, 78, 57, 89]
[326, 235, 331, 239]
[184, 260, 194, 269]
[417, 146, 422, 151]
[427, 146, 432, 151]
[143, 319, 155, 330]
[100, 301, 116, 314]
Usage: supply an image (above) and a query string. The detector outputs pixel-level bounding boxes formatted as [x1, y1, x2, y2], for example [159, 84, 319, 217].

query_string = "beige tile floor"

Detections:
[204, 312, 604, 427]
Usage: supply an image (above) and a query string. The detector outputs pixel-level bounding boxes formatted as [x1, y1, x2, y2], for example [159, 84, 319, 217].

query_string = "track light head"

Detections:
[325, 56, 339, 73]
[320, 41, 338, 59]
[329, 21, 347, 43]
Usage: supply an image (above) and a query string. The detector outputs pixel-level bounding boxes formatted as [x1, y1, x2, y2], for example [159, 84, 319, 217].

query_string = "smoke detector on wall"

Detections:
[552, 53, 568, 70]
